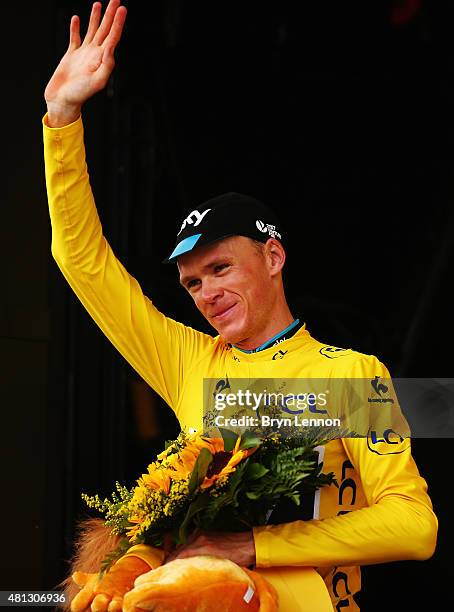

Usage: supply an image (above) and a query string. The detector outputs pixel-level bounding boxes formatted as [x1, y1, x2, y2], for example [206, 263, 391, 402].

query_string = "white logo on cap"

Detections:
[256, 219, 267, 233]
[177, 208, 212, 236]
[256, 219, 282, 239]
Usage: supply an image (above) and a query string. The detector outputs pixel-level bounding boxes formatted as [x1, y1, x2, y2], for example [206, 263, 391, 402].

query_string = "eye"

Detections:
[214, 263, 229, 273]
[187, 279, 200, 290]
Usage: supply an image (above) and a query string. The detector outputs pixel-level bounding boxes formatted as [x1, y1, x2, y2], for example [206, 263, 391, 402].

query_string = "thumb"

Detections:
[70, 573, 98, 611]
[71, 571, 95, 587]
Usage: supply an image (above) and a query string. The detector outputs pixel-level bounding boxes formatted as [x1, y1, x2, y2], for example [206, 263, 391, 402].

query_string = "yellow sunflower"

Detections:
[126, 517, 142, 540]
[139, 468, 171, 494]
[164, 445, 199, 479]
[157, 434, 221, 480]
[199, 436, 258, 490]
[138, 433, 258, 494]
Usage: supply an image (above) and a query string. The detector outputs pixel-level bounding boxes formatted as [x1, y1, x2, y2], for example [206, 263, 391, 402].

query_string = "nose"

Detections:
[199, 277, 223, 304]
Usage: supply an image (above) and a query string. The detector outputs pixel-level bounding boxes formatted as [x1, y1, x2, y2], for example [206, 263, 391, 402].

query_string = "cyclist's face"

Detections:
[178, 236, 277, 345]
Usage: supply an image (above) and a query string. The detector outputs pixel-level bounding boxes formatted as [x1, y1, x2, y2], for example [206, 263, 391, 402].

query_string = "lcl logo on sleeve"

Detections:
[367, 428, 411, 455]
[319, 346, 352, 359]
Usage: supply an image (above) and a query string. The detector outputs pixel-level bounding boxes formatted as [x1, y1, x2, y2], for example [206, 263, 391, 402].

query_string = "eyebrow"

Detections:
[179, 258, 233, 287]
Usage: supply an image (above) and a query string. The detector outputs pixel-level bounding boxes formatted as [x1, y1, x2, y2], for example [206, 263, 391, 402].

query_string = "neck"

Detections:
[232, 303, 295, 352]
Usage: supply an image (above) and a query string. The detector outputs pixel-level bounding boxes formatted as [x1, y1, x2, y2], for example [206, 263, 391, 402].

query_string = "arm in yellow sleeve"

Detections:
[253, 356, 438, 568]
[43, 114, 214, 411]
[253, 437, 437, 568]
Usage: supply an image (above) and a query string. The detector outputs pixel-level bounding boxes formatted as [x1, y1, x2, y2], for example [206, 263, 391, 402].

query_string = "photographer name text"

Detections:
[214, 415, 341, 428]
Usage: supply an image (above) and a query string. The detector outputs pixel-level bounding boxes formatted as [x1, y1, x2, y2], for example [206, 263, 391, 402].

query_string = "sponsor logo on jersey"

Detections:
[212, 375, 231, 398]
[368, 376, 395, 404]
[272, 349, 288, 360]
[337, 459, 357, 516]
[255, 219, 282, 239]
[319, 346, 351, 359]
[366, 427, 411, 455]
[177, 208, 212, 235]
[332, 459, 357, 607]
[371, 375, 388, 396]
[332, 568, 352, 602]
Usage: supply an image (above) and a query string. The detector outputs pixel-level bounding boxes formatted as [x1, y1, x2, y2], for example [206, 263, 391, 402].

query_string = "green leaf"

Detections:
[179, 494, 210, 542]
[188, 447, 213, 495]
[239, 431, 262, 450]
[245, 491, 262, 500]
[218, 427, 239, 452]
[245, 462, 269, 480]
[98, 537, 131, 578]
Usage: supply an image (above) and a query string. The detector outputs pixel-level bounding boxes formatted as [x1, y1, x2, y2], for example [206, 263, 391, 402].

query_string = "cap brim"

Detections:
[162, 232, 239, 264]
[163, 233, 203, 263]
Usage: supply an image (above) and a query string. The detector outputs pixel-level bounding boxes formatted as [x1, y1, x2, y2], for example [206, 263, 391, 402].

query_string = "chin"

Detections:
[216, 329, 238, 344]
[209, 309, 249, 344]
[218, 324, 248, 345]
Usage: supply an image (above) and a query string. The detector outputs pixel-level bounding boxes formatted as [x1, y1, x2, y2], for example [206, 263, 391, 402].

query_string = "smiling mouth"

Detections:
[212, 304, 237, 320]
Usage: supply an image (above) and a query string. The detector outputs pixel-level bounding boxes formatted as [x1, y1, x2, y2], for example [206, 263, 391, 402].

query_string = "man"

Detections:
[43, 1, 438, 610]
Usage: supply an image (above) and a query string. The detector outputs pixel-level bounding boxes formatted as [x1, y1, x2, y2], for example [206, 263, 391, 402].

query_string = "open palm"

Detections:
[45, 0, 127, 111]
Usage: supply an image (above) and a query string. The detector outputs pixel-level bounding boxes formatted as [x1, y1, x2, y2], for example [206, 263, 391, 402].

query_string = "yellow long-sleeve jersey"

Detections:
[43, 115, 438, 611]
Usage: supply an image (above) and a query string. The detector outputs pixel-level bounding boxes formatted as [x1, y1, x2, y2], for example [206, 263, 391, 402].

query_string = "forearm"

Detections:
[42, 114, 198, 408]
[252, 358, 435, 570]
[165, 531, 256, 567]
[46, 102, 81, 128]
[253, 495, 437, 568]
[43, 113, 105, 272]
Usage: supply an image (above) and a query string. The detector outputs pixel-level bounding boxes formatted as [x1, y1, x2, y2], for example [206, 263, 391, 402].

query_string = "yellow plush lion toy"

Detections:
[63, 519, 278, 612]
[123, 555, 278, 611]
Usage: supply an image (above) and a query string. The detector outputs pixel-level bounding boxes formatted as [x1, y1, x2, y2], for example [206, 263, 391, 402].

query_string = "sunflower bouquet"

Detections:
[81, 428, 337, 575]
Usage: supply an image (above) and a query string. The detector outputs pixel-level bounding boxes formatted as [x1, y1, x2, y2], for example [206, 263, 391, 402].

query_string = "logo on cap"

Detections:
[255, 219, 282, 240]
[256, 220, 268, 233]
[177, 208, 212, 236]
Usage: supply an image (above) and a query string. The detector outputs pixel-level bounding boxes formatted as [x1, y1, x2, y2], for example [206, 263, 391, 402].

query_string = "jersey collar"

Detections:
[227, 322, 311, 362]
[232, 318, 302, 354]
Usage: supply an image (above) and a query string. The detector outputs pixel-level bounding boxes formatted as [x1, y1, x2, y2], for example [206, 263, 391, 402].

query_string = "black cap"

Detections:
[163, 192, 283, 263]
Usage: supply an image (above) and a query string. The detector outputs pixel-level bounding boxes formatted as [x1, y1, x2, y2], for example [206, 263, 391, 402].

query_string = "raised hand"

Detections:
[45, 0, 127, 127]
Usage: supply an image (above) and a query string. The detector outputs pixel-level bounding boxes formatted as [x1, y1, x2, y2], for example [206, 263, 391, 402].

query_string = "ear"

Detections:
[264, 239, 286, 276]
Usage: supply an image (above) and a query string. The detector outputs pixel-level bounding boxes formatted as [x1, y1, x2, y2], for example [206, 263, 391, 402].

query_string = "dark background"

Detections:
[2, 0, 453, 609]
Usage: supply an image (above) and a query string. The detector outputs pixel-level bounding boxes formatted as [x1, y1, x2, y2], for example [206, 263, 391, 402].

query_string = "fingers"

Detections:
[107, 596, 123, 612]
[70, 577, 97, 612]
[96, 51, 115, 89]
[98, 5, 127, 79]
[94, 0, 122, 46]
[83, 2, 102, 45]
[68, 15, 81, 51]
[91, 593, 111, 612]
[100, 5, 127, 53]
[78, 0, 127, 82]
[70, 573, 99, 612]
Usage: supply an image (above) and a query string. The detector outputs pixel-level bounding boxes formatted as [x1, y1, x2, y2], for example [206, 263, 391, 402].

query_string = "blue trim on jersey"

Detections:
[168, 233, 202, 260]
[234, 319, 300, 354]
